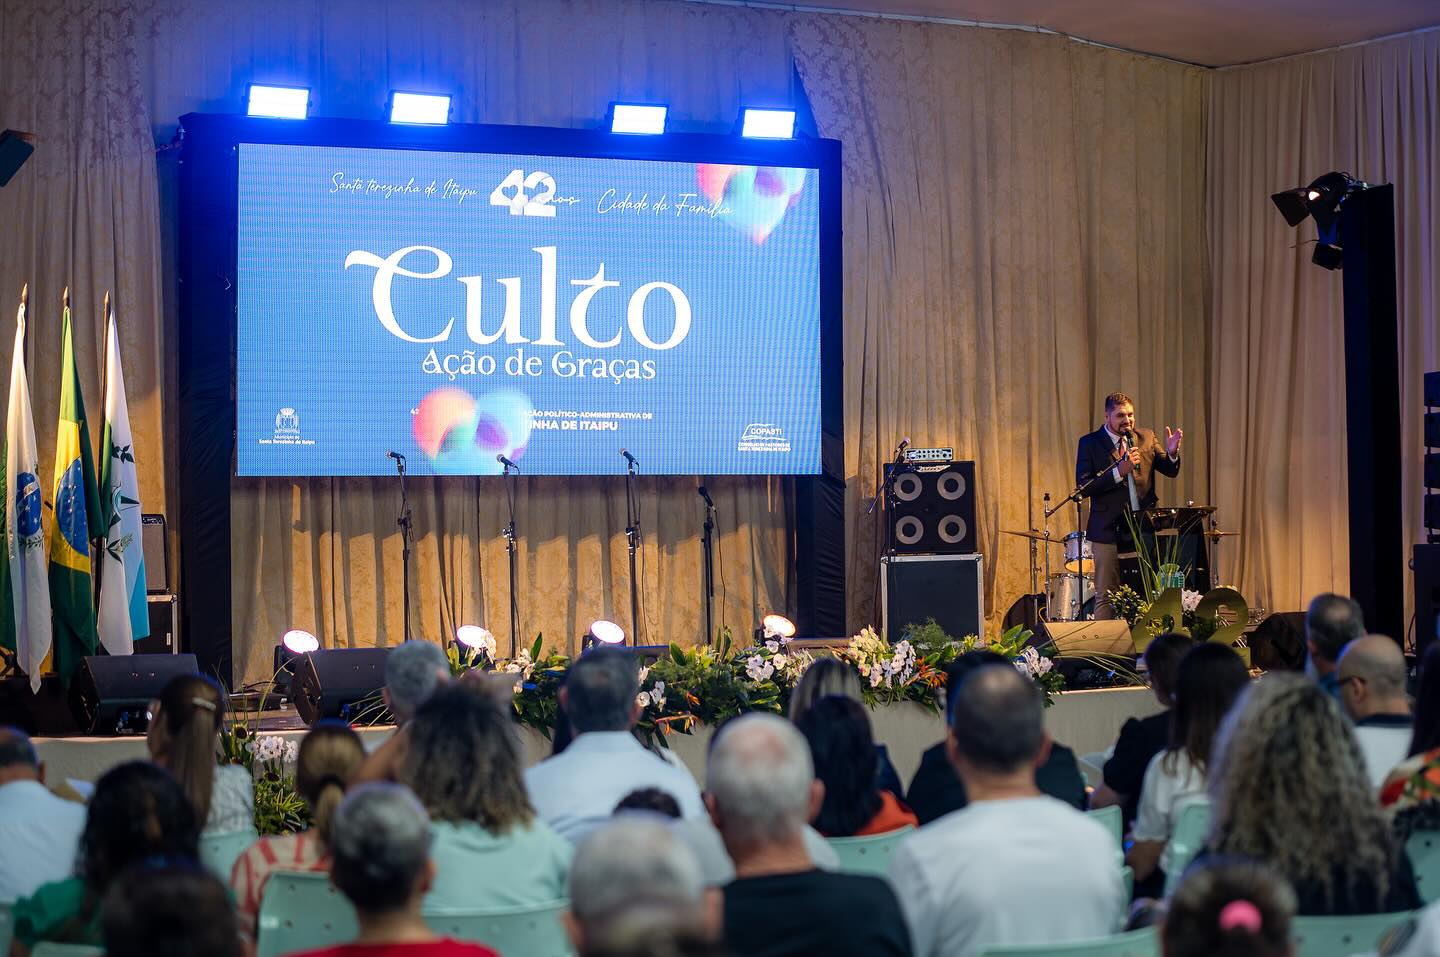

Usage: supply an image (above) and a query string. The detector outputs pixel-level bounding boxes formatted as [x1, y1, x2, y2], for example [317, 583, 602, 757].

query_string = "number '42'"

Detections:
[489, 169, 557, 217]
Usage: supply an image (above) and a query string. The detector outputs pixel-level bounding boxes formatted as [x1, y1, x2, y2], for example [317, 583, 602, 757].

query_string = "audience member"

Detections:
[1337, 634, 1413, 788]
[790, 656, 902, 796]
[578, 903, 730, 957]
[527, 647, 704, 841]
[889, 663, 1125, 956]
[795, 695, 917, 836]
[1161, 857, 1296, 957]
[565, 816, 713, 953]
[102, 860, 243, 957]
[231, 720, 366, 938]
[1305, 593, 1365, 697]
[0, 726, 85, 901]
[290, 783, 498, 957]
[1382, 641, 1440, 838]
[1128, 643, 1249, 886]
[616, 787, 683, 818]
[1093, 632, 1193, 827]
[147, 673, 254, 834]
[708, 713, 912, 957]
[12, 761, 200, 952]
[906, 650, 1086, 823]
[354, 639, 452, 784]
[1203, 673, 1420, 915]
[400, 681, 571, 909]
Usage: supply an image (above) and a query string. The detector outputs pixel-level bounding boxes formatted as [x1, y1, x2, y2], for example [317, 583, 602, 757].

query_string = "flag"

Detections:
[47, 298, 104, 683]
[0, 290, 52, 690]
[97, 304, 147, 655]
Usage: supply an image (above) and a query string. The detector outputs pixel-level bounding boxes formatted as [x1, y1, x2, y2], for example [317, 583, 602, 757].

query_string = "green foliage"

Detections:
[254, 769, 310, 835]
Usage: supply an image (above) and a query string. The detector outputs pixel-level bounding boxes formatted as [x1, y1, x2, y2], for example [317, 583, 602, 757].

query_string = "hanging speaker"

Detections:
[883, 461, 976, 555]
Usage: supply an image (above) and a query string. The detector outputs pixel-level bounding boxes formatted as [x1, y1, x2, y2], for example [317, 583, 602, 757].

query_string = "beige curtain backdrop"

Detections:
[1208, 29, 1440, 626]
[789, 18, 1210, 633]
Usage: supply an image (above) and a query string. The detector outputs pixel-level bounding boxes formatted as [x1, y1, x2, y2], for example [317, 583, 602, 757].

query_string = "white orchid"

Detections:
[773, 653, 789, 671]
[1181, 590, 1203, 613]
[745, 655, 775, 682]
[639, 665, 651, 684]
[765, 639, 781, 653]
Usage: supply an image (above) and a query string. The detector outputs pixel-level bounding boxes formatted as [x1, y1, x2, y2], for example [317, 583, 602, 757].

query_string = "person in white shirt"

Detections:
[888, 664, 1125, 957]
[526, 647, 704, 842]
[1337, 633, 1414, 789]
[0, 726, 86, 900]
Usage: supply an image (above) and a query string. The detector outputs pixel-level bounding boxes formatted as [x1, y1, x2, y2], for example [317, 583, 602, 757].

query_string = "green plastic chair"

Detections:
[1408, 829, 1440, 903]
[0, 899, 12, 957]
[200, 826, 260, 881]
[1291, 911, 1415, 957]
[425, 901, 574, 957]
[1089, 805, 1124, 866]
[826, 826, 914, 876]
[978, 926, 1158, 956]
[256, 871, 359, 957]
[30, 945, 105, 957]
[1162, 799, 1212, 897]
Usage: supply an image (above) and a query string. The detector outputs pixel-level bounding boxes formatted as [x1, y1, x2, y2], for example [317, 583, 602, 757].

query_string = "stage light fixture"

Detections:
[609, 103, 668, 135]
[1270, 171, 1368, 271]
[273, 628, 319, 697]
[455, 624, 494, 649]
[740, 108, 796, 139]
[762, 614, 796, 639]
[582, 619, 626, 649]
[389, 92, 452, 125]
[246, 84, 311, 120]
[283, 628, 320, 654]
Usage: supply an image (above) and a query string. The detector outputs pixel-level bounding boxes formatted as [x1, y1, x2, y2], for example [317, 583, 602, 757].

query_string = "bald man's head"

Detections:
[0, 726, 41, 786]
[1338, 634, 1410, 720]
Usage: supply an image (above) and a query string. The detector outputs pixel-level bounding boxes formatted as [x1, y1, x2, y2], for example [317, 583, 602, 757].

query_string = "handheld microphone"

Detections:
[386, 450, 405, 461]
[620, 449, 638, 466]
[698, 485, 714, 508]
[496, 453, 518, 470]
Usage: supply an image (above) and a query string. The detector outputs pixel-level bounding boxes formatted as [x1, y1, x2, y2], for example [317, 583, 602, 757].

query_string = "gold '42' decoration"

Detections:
[1131, 586, 1250, 666]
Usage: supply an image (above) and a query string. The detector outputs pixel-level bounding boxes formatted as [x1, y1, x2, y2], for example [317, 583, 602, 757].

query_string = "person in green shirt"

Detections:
[12, 760, 200, 953]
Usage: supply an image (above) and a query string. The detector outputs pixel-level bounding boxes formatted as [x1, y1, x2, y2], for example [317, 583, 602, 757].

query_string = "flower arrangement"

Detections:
[1110, 583, 1219, 642]
[218, 723, 309, 835]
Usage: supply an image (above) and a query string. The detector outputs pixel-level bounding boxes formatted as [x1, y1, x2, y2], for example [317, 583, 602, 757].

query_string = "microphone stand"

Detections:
[700, 492, 716, 647]
[624, 456, 641, 646]
[501, 460, 520, 658]
[392, 454, 413, 641]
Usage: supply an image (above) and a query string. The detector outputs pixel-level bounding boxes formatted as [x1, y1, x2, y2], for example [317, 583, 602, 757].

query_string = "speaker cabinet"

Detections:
[294, 648, 391, 725]
[136, 594, 179, 655]
[69, 653, 200, 734]
[881, 554, 983, 642]
[1416, 545, 1440, 656]
[142, 513, 169, 592]
[883, 461, 977, 555]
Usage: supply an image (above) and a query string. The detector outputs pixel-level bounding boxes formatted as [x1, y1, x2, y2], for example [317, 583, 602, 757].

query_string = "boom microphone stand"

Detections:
[388, 451, 413, 641]
[500, 455, 520, 657]
[622, 450, 641, 646]
[699, 485, 716, 647]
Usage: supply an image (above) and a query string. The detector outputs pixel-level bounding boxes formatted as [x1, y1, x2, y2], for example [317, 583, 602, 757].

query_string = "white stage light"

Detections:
[761, 614, 797, 640]
[246, 85, 310, 120]
[455, 624, 494, 649]
[741, 108, 796, 139]
[282, 628, 320, 654]
[588, 619, 626, 645]
[610, 103, 668, 135]
[390, 92, 452, 125]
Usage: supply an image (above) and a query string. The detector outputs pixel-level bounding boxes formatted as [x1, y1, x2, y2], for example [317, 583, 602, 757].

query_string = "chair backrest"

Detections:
[1291, 911, 1415, 957]
[0, 899, 12, 957]
[1408, 829, 1440, 903]
[1089, 806, 1124, 866]
[257, 871, 359, 957]
[200, 827, 261, 881]
[29, 946, 105, 957]
[978, 926, 1158, 957]
[826, 826, 914, 876]
[425, 901, 574, 957]
[1162, 798, 1212, 897]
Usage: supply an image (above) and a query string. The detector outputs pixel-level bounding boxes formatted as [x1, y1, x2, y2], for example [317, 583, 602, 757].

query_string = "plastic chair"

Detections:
[256, 871, 359, 957]
[425, 901, 574, 957]
[978, 925, 1158, 956]
[1162, 799, 1212, 897]
[1408, 829, 1440, 903]
[1089, 805, 1124, 865]
[1291, 911, 1415, 957]
[200, 826, 260, 881]
[30, 946, 105, 957]
[0, 899, 12, 957]
[826, 826, 914, 876]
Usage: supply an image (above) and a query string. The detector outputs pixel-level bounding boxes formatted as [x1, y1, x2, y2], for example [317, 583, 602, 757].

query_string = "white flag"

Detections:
[97, 306, 148, 655]
[6, 297, 52, 689]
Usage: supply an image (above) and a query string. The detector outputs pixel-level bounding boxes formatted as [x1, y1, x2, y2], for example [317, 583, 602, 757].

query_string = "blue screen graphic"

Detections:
[236, 143, 822, 476]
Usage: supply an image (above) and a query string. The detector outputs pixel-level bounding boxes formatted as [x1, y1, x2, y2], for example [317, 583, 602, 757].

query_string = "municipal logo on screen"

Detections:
[738, 423, 790, 453]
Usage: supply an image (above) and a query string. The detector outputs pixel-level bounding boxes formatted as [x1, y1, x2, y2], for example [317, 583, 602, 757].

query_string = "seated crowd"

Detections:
[7, 589, 1440, 956]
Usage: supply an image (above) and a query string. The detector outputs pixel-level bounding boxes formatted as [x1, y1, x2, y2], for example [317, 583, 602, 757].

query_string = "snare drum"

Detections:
[1045, 573, 1095, 622]
[1063, 531, 1094, 574]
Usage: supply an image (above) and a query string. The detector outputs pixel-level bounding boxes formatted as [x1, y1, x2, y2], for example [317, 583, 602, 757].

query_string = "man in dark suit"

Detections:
[1075, 392, 1183, 619]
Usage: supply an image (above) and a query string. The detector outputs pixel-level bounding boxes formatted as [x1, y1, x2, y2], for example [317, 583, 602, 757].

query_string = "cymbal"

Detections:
[1001, 529, 1065, 545]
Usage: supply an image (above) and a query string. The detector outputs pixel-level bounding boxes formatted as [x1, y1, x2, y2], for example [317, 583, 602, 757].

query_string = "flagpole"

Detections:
[99, 291, 110, 408]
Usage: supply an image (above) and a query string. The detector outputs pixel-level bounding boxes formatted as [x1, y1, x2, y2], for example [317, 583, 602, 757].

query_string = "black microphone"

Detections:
[496, 453, 517, 470]
[698, 485, 714, 508]
[621, 449, 638, 466]
[386, 450, 405, 461]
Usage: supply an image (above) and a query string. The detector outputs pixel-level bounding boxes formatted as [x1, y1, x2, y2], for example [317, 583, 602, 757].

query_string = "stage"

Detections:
[32, 686, 1159, 791]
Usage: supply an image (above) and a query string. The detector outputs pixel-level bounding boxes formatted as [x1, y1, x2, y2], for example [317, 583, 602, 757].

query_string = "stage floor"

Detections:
[32, 686, 1158, 790]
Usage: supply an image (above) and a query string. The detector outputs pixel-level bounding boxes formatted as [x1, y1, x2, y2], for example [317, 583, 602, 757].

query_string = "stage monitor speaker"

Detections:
[884, 461, 977, 555]
[294, 648, 391, 725]
[69, 653, 200, 734]
[881, 554, 983, 643]
[1247, 611, 1308, 672]
[142, 513, 169, 592]
[1038, 620, 1133, 658]
[1416, 545, 1440, 656]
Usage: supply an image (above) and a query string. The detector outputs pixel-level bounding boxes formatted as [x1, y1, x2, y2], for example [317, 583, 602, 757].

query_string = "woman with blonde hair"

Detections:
[146, 673, 253, 835]
[788, 656, 902, 796]
[229, 720, 367, 939]
[1202, 673, 1420, 915]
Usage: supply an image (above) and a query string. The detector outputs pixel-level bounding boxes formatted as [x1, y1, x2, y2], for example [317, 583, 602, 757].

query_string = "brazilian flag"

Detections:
[47, 302, 104, 683]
